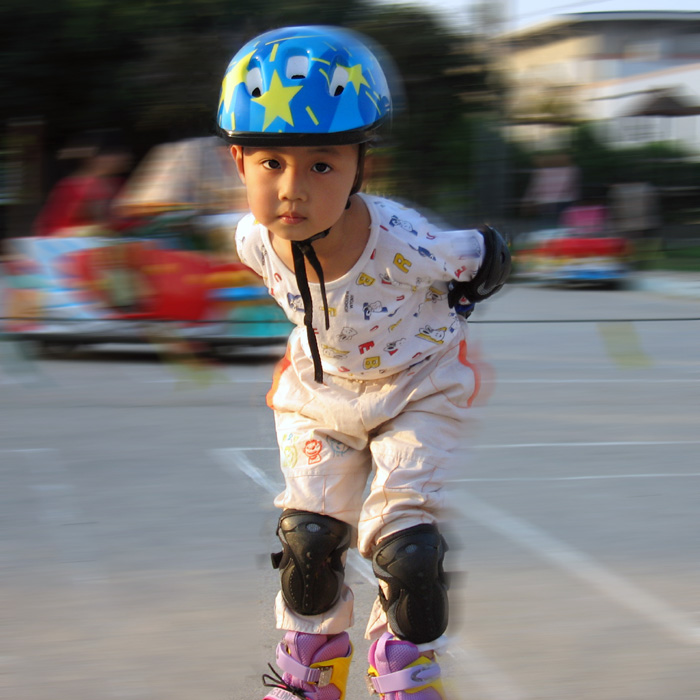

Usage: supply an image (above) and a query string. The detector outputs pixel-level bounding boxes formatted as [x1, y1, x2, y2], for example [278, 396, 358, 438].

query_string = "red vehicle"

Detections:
[1, 218, 292, 353]
[514, 203, 632, 287]
[1, 137, 292, 353]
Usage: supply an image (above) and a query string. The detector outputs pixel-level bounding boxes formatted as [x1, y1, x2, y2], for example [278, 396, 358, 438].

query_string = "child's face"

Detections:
[230, 144, 359, 241]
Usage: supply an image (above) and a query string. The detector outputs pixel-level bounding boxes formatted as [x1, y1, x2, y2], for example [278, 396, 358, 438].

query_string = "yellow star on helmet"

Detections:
[346, 63, 370, 94]
[220, 50, 255, 116]
[253, 70, 303, 131]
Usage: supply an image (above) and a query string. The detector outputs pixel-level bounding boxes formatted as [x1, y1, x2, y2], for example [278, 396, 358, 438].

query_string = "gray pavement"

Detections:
[626, 269, 700, 300]
[1, 281, 699, 700]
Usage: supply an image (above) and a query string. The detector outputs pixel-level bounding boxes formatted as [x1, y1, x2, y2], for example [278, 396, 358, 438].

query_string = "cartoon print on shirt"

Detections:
[384, 338, 405, 355]
[393, 253, 412, 274]
[322, 345, 350, 360]
[235, 195, 485, 380]
[407, 276, 434, 292]
[287, 292, 304, 313]
[413, 286, 447, 317]
[425, 286, 446, 303]
[327, 437, 350, 457]
[363, 300, 388, 320]
[303, 439, 323, 465]
[416, 324, 447, 344]
[409, 244, 437, 262]
[338, 327, 357, 342]
[363, 356, 381, 371]
[381, 271, 420, 292]
[389, 215, 419, 236]
[281, 433, 298, 469]
[447, 317, 462, 335]
[283, 445, 298, 469]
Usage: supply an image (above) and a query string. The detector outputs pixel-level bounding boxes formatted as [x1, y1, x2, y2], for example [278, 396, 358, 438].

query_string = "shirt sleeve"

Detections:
[439, 228, 485, 282]
[371, 197, 486, 287]
[404, 224, 485, 284]
[234, 214, 264, 277]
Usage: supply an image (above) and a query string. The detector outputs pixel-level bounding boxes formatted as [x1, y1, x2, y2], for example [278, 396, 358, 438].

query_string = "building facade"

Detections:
[501, 11, 700, 149]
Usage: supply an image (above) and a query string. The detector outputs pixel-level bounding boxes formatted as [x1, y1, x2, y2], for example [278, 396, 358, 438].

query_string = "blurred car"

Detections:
[513, 226, 631, 288]
[1, 136, 292, 354]
[0, 219, 292, 354]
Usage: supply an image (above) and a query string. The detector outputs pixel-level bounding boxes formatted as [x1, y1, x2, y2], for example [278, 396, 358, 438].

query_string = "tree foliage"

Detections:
[1, 0, 493, 214]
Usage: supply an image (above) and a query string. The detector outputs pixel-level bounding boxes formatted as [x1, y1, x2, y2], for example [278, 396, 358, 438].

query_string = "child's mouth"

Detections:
[279, 213, 306, 225]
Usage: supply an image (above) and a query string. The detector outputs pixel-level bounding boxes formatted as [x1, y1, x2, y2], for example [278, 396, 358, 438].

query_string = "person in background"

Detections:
[522, 152, 580, 228]
[559, 190, 608, 236]
[33, 130, 131, 237]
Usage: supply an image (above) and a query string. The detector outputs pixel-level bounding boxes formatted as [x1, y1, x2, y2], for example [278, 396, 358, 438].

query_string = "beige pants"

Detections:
[266, 321, 478, 638]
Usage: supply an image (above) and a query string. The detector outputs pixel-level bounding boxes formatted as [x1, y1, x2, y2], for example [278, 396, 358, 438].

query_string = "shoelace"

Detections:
[290, 229, 330, 384]
[262, 663, 309, 699]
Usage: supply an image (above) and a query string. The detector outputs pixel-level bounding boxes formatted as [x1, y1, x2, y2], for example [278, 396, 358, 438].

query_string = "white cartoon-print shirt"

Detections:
[235, 194, 485, 379]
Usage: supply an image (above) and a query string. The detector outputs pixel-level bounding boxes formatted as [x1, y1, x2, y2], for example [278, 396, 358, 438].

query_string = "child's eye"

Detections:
[312, 162, 332, 174]
[262, 159, 281, 170]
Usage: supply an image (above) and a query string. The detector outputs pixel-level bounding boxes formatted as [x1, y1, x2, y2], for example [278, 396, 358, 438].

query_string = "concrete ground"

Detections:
[1, 279, 699, 699]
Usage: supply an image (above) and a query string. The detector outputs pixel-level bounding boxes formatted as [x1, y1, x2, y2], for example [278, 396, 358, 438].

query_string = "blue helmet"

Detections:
[217, 25, 392, 146]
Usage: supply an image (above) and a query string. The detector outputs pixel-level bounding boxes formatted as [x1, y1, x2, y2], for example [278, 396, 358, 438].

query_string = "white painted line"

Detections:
[446, 643, 528, 700]
[473, 440, 700, 449]
[213, 446, 528, 699]
[0, 447, 55, 452]
[458, 491, 700, 646]
[212, 440, 700, 451]
[212, 447, 375, 586]
[494, 378, 700, 384]
[216, 447, 277, 494]
[450, 473, 700, 483]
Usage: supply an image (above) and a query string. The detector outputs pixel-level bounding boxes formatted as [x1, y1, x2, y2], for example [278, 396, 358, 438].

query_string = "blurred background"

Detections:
[2, 3, 700, 700]
[1, 0, 699, 267]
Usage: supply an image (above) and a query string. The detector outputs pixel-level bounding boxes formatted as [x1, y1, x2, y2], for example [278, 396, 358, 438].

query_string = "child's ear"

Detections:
[229, 145, 246, 183]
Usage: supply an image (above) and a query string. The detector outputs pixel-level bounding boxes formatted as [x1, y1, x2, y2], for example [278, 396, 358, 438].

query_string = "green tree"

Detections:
[352, 7, 491, 217]
[1, 0, 493, 217]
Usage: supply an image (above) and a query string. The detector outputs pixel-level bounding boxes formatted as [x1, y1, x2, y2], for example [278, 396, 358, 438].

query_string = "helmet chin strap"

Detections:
[291, 229, 331, 384]
[290, 145, 366, 384]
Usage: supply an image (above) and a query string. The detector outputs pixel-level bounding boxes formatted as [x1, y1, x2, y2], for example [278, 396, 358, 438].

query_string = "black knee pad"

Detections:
[372, 524, 449, 645]
[271, 509, 351, 616]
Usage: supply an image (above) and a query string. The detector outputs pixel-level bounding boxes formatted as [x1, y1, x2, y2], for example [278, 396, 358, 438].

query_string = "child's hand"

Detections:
[448, 226, 511, 309]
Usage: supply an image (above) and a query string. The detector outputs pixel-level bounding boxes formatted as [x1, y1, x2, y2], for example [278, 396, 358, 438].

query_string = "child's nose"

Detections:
[279, 169, 307, 201]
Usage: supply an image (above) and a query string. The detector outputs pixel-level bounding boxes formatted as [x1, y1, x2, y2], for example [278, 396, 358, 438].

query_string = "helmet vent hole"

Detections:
[245, 66, 263, 97]
[329, 66, 349, 98]
[286, 56, 309, 80]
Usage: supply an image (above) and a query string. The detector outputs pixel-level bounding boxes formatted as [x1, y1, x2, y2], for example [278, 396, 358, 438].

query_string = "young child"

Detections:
[216, 25, 511, 700]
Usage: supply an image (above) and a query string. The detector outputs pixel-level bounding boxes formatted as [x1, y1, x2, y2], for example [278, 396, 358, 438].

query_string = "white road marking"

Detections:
[203, 444, 700, 483]
[458, 491, 700, 646]
[1, 447, 57, 452]
[495, 378, 700, 384]
[451, 473, 700, 482]
[446, 644, 528, 700]
[473, 440, 700, 449]
[212, 447, 376, 582]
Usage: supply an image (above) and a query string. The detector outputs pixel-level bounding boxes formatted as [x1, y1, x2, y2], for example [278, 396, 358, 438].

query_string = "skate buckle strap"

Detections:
[366, 662, 441, 695]
[264, 688, 308, 700]
[275, 642, 334, 687]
